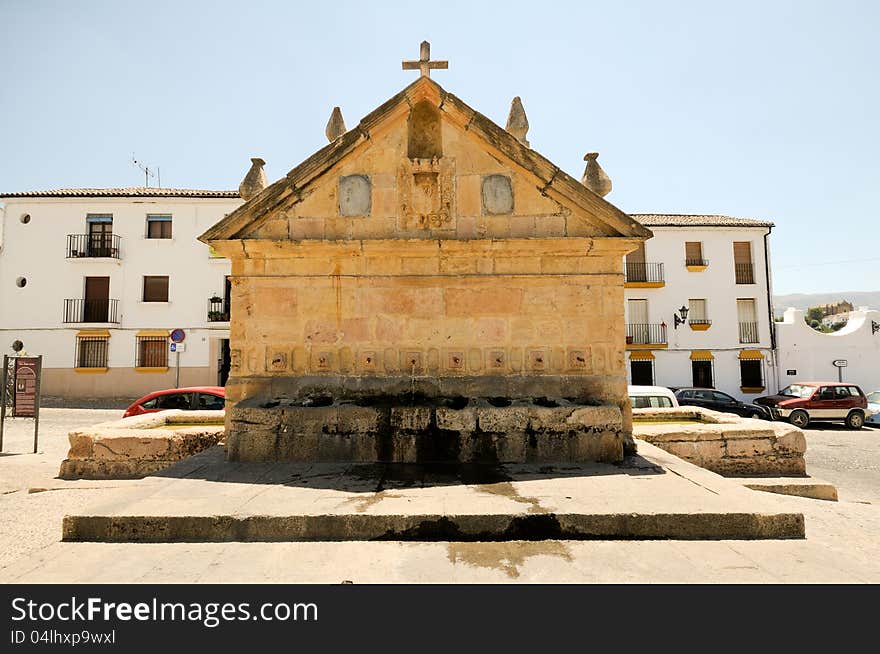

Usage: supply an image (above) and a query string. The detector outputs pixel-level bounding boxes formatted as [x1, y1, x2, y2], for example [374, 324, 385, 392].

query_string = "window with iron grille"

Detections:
[685, 241, 705, 266]
[76, 336, 109, 368]
[146, 214, 172, 239]
[740, 360, 763, 388]
[143, 276, 169, 302]
[630, 360, 654, 385]
[136, 336, 168, 368]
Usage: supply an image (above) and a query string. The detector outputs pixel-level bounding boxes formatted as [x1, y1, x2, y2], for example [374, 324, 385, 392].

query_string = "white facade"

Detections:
[776, 307, 880, 393]
[0, 190, 242, 398]
[623, 216, 777, 400]
[1, 195, 780, 402]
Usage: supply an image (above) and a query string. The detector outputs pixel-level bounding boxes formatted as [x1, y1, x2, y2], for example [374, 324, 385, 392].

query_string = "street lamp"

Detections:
[673, 305, 689, 330]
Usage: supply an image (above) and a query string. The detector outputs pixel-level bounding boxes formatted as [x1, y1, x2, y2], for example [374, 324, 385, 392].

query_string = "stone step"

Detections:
[61, 441, 805, 543]
[738, 477, 838, 502]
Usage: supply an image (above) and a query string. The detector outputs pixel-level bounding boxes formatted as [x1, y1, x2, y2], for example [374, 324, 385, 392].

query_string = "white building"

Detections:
[0, 188, 242, 398]
[1, 190, 779, 402]
[623, 214, 777, 400]
[776, 306, 880, 393]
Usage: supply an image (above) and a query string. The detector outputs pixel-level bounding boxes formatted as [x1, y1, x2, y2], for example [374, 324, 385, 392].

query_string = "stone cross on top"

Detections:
[402, 41, 448, 78]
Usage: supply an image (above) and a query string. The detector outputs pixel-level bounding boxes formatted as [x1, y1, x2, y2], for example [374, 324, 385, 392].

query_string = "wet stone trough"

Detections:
[227, 393, 625, 464]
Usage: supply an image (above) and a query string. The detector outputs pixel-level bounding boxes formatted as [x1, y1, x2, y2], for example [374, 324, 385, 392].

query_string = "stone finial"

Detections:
[238, 157, 267, 201]
[325, 107, 347, 142]
[581, 152, 612, 197]
[505, 96, 530, 147]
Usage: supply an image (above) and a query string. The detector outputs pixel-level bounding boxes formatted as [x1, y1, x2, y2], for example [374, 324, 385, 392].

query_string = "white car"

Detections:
[867, 391, 880, 426]
[628, 385, 679, 409]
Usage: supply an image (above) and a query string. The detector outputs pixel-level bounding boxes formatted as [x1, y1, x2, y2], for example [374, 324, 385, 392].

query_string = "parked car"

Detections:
[866, 391, 880, 426]
[628, 385, 679, 409]
[123, 386, 226, 418]
[754, 382, 871, 429]
[674, 387, 771, 419]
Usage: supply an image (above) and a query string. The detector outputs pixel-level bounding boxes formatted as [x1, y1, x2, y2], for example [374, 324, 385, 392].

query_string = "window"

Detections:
[685, 242, 705, 266]
[86, 214, 114, 257]
[625, 242, 647, 282]
[155, 393, 194, 410]
[143, 276, 169, 302]
[76, 335, 108, 368]
[146, 214, 172, 239]
[692, 360, 714, 388]
[197, 393, 225, 410]
[630, 360, 654, 385]
[630, 395, 673, 409]
[737, 299, 758, 343]
[734, 241, 755, 284]
[688, 299, 710, 327]
[136, 336, 168, 368]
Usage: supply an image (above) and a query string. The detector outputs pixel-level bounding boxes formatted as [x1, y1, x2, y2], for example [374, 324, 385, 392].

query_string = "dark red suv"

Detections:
[754, 382, 871, 429]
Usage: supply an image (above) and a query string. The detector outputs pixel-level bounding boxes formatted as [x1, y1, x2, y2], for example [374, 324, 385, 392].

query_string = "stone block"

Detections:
[477, 406, 529, 433]
[725, 438, 774, 458]
[390, 407, 432, 431]
[435, 407, 477, 432]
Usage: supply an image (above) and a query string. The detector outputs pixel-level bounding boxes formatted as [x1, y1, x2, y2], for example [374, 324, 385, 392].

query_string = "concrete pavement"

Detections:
[1, 409, 879, 582]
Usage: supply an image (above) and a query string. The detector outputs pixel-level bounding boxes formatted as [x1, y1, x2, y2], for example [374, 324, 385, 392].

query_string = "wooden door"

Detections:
[84, 277, 109, 322]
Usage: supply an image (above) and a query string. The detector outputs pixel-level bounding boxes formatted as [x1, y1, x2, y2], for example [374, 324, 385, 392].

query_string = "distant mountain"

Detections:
[773, 291, 880, 315]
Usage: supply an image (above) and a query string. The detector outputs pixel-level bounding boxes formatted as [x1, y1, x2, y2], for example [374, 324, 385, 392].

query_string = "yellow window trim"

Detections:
[739, 349, 764, 360]
[690, 350, 714, 360]
[135, 366, 169, 373]
[686, 265, 708, 272]
[629, 351, 655, 360]
[624, 282, 665, 289]
[688, 323, 711, 331]
[74, 367, 109, 374]
[741, 386, 766, 394]
[136, 330, 169, 338]
[76, 330, 111, 338]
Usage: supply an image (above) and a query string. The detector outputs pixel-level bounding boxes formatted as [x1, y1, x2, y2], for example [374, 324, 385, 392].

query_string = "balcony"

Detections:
[207, 297, 230, 323]
[739, 321, 759, 344]
[63, 298, 120, 324]
[688, 319, 712, 331]
[624, 262, 665, 287]
[626, 323, 668, 348]
[685, 258, 709, 272]
[66, 234, 121, 259]
[735, 262, 755, 284]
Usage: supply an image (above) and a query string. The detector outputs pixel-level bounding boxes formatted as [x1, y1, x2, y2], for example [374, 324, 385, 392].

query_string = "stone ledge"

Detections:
[738, 478, 838, 502]
[59, 410, 225, 480]
[633, 406, 806, 477]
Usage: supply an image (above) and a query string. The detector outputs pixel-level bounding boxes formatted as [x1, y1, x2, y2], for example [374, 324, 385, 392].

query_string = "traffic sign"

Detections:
[170, 342, 186, 353]
[832, 359, 847, 367]
[170, 329, 186, 343]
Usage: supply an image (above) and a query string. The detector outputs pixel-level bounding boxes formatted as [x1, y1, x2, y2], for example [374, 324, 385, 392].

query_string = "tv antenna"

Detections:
[131, 155, 160, 188]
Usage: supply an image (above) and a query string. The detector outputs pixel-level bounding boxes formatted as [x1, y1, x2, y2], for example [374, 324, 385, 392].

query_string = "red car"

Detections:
[754, 382, 871, 429]
[123, 386, 225, 418]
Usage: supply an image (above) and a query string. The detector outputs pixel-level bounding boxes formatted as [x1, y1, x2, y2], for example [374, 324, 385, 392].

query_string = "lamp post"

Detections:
[673, 305, 689, 330]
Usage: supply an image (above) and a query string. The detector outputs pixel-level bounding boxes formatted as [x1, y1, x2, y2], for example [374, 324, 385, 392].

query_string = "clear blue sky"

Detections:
[1, 0, 878, 295]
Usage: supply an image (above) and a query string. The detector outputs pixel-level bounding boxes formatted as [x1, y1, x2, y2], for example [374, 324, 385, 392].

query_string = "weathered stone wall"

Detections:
[633, 407, 807, 476]
[229, 397, 623, 464]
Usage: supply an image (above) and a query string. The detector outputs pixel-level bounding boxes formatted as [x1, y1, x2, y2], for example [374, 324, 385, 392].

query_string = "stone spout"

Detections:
[505, 96, 529, 147]
[238, 157, 267, 201]
[325, 107, 347, 142]
[581, 152, 612, 197]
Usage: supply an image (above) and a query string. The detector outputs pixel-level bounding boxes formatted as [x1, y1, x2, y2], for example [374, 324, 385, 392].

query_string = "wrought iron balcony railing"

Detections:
[626, 323, 668, 345]
[624, 262, 664, 284]
[63, 298, 120, 323]
[735, 262, 755, 284]
[739, 321, 759, 343]
[66, 234, 121, 259]
[207, 297, 230, 322]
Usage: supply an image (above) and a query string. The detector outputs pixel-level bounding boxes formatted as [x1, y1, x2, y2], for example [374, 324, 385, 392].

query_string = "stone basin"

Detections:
[59, 410, 225, 480]
[632, 406, 806, 476]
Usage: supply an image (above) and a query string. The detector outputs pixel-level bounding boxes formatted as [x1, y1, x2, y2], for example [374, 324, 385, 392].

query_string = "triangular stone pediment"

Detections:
[199, 77, 651, 244]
